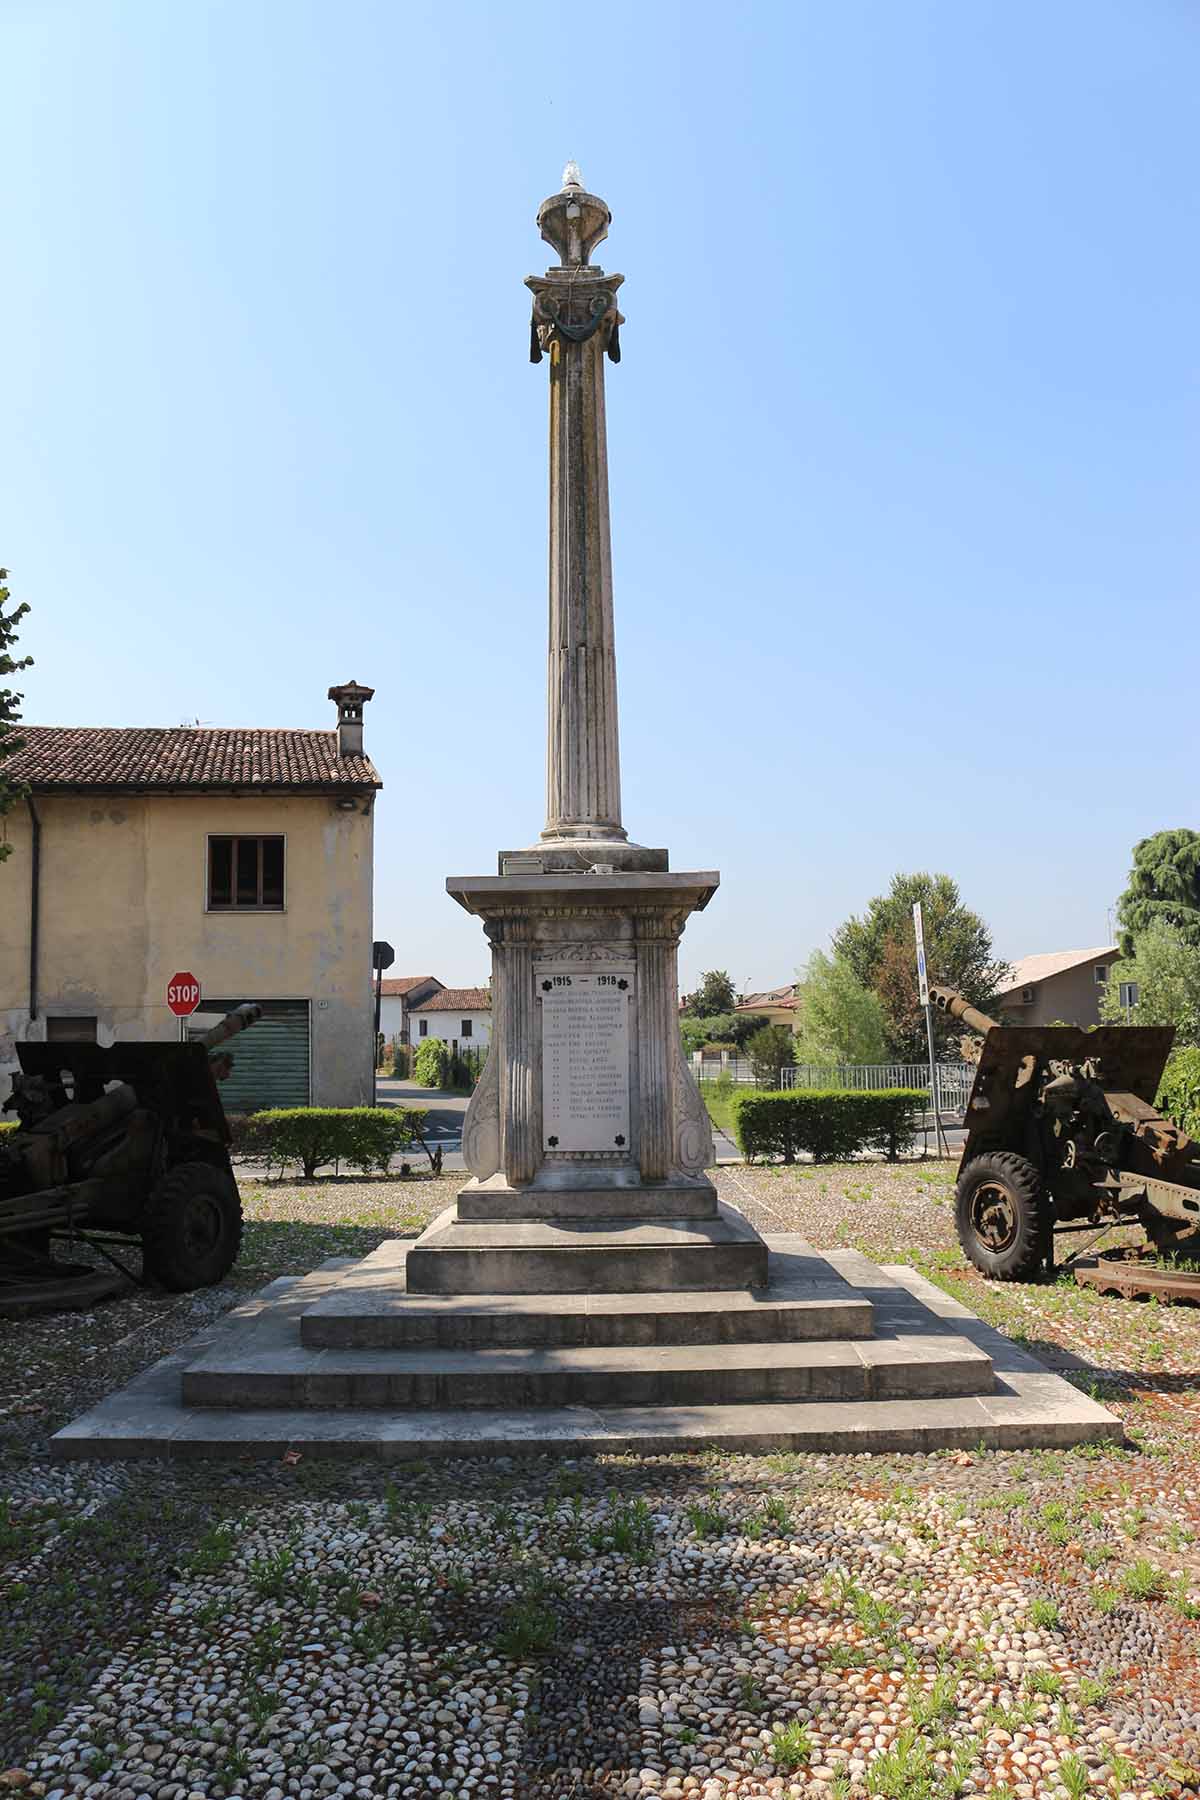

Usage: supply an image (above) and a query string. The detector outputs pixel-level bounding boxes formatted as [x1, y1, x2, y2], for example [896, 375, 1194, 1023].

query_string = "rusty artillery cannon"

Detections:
[930, 985, 1200, 1279]
[0, 1004, 261, 1293]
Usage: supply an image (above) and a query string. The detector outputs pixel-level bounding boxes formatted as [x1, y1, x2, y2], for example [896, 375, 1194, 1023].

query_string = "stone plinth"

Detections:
[397, 866, 764, 1298]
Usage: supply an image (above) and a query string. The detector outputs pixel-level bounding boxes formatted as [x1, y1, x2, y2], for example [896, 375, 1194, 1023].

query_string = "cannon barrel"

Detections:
[928, 984, 1000, 1037]
[198, 1003, 262, 1051]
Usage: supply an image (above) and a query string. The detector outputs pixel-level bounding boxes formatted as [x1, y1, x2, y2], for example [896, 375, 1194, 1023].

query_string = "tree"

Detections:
[746, 1023, 795, 1088]
[683, 970, 738, 1018]
[1099, 921, 1200, 1047]
[793, 950, 888, 1066]
[833, 871, 1008, 1063]
[679, 1010, 769, 1055]
[1115, 830, 1200, 957]
[0, 567, 32, 863]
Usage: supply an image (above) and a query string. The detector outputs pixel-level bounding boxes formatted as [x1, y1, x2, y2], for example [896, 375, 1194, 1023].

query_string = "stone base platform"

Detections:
[406, 1201, 767, 1295]
[49, 1241, 1121, 1461]
[301, 1240, 873, 1348]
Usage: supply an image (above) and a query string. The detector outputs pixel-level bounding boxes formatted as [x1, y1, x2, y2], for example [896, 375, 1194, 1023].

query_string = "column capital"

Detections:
[525, 270, 624, 365]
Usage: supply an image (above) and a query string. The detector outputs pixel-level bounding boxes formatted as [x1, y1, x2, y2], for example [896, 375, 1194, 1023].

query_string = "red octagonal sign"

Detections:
[167, 972, 202, 1017]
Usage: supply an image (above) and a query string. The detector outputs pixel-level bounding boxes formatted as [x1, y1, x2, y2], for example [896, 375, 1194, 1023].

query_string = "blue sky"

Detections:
[4, 0, 1197, 994]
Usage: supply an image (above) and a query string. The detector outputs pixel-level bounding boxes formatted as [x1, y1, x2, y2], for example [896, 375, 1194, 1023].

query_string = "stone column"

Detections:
[497, 916, 539, 1185]
[527, 166, 627, 846]
[634, 911, 680, 1182]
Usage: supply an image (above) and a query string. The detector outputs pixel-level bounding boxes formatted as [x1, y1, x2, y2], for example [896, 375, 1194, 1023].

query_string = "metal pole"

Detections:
[924, 1000, 948, 1158]
[372, 964, 383, 1107]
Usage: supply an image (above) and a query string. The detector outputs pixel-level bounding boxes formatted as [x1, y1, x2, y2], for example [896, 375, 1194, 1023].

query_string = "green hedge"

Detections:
[731, 1088, 927, 1164]
[1159, 1049, 1200, 1139]
[239, 1107, 427, 1179]
[413, 1037, 449, 1088]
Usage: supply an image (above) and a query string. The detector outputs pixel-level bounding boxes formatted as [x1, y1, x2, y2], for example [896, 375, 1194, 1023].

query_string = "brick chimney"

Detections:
[328, 680, 374, 757]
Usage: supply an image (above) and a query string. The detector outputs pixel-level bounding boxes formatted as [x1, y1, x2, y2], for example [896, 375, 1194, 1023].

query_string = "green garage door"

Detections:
[187, 999, 310, 1112]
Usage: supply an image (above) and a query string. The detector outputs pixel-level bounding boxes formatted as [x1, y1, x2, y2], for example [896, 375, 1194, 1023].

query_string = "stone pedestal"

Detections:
[401, 868, 768, 1296]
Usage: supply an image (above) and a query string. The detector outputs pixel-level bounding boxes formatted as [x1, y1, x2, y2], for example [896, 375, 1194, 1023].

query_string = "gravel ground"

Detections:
[2, 1163, 1200, 1799]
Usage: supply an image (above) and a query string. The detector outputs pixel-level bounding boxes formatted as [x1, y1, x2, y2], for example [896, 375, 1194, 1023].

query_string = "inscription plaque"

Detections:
[537, 963, 634, 1153]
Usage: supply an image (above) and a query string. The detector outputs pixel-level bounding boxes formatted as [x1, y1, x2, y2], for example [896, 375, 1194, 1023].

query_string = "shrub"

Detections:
[389, 1040, 412, 1079]
[731, 1088, 926, 1164]
[413, 1037, 449, 1088]
[243, 1106, 427, 1179]
[745, 1022, 796, 1087]
[1159, 1047, 1200, 1137]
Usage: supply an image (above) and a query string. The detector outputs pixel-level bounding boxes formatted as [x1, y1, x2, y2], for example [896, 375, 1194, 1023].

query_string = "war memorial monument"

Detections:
[52, 172, 1117, 1458]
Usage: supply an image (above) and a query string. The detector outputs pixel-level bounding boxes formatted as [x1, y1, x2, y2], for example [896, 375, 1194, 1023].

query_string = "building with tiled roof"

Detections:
[378, 976, 445, 1045]
[734, 983, 799, 1027]
[996, 946, 1120, 1028]
[409, 985, 492, 1053]
[1, 682, 382, 1109]
[5, 725, 380, 793]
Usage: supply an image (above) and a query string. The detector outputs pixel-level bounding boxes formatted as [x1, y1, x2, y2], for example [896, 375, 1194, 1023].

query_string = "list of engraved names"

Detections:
[539, 967, 633, 1153]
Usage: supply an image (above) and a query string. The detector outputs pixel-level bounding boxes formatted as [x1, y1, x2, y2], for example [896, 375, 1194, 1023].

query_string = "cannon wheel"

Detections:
[141, 1162, 243, 1291]
[955, 1151, 1049, 1281]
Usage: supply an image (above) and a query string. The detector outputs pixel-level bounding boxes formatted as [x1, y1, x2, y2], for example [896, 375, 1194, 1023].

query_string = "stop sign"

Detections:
[167, 972, 202, 1016]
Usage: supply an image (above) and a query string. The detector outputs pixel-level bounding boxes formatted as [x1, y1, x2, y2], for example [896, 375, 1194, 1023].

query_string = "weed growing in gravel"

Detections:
[1027, 1597, 1062, 1630]
[1025, 1667, 1063, 1698]
[907, 1667, 959, 1729]
[1105, 1746, 1138, 1790]
[588, 1494, 655, 1562]
[1054, 1700, 1080, 1738]
[1084, 1543, 1116, 1569]
[1121, 1558, 1165, 1600]
[685, 1502, 729, 1539]
[1168, 1573, 1200, 1619]
[1058, 1751, 1090, 1799]
[248, 1544, 295, 1598]
[495, 1593, 557, 1659]
[1093, 1585, 1120, 1615]
[186, 1519, 238, 1575]
[769, 1719, 814, 1768]
[865, 1725, 935, 1797]
[738, 1672, 766, 1713]
[1077, 1671, 1113, 1706]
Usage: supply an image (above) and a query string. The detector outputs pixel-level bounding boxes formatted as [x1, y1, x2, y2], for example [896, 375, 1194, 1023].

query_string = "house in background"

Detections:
[995, 946, 1120, 1028]
[408, 986, 492, 1054]
[378, 976, 444, 1044]
[735, 983, 799, 1029]
[0, 681, 380, 1109]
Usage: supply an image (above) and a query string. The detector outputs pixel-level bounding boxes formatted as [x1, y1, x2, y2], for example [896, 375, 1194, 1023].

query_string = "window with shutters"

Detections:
[208, 836, 285, 910]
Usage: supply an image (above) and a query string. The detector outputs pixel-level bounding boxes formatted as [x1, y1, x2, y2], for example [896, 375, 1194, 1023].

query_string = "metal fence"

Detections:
[691, 1054, 976, 1117]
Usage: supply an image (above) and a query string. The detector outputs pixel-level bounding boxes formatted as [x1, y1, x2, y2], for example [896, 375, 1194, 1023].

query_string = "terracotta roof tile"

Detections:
[380, 977, 443, 998]
[5, 725, 381, 792]
[997, 946, 1117, 994]
[411, 987, 492, 1012]
[736, 985, 798, 1012]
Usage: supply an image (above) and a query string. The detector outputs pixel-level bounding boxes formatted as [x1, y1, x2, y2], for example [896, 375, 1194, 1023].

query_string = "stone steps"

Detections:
[49, 1247, 1124, 1462]
[301, 1240, 873, 1349]
[405, 1201, 768, 1295]
[181, 1331, 992, 1411]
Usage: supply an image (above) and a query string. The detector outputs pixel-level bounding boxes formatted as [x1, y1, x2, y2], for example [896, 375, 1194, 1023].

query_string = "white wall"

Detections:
[412, 1009, 491, 1049]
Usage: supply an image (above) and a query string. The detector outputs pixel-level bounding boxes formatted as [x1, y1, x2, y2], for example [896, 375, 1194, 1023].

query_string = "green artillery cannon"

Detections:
[930, 985, 1200, 1279]
[0, 1004, 260, 1293]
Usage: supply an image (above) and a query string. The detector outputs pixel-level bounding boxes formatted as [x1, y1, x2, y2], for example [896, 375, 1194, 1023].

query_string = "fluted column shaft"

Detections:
[634, 913, 679, 1181]
[497, 919, 539, 1185]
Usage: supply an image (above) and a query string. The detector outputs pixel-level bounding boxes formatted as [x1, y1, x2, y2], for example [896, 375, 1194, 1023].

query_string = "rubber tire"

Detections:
[955, 1150, 1049, 1281]
[141, 1161, 243, 1291]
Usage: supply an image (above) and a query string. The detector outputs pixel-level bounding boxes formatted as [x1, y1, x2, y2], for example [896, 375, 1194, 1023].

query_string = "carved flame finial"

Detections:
[562, 159, 583, 190]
